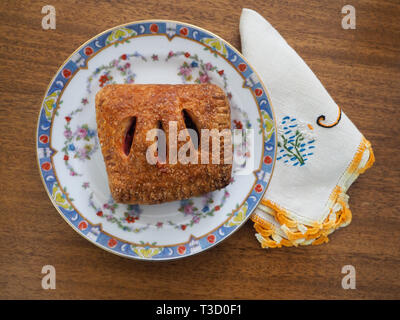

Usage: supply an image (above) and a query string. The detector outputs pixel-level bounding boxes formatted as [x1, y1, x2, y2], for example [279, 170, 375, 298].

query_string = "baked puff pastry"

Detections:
[95, 84, 232, 204]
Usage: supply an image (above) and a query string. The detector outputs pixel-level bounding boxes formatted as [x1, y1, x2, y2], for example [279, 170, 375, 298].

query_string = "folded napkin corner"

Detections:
[240, 8, 375, 248]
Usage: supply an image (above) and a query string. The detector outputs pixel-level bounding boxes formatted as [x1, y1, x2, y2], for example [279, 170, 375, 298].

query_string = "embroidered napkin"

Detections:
[240, 8, 374, 248]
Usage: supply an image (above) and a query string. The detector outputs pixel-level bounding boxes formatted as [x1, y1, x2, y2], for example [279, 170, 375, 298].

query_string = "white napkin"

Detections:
[240, 8, 374, 247]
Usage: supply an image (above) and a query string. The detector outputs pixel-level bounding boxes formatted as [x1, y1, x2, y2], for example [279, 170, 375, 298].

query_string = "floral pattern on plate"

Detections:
[36, 21, 276, 260]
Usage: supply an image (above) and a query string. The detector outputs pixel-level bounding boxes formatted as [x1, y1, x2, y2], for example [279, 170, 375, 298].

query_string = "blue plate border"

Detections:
[36, 20, 276, 260]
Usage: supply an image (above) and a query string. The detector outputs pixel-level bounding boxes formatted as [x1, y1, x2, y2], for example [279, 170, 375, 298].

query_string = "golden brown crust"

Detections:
[95, 84, 232, 204]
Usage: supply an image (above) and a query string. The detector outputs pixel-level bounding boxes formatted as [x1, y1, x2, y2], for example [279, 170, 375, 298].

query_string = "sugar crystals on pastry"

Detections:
[95, 84, 232, 204]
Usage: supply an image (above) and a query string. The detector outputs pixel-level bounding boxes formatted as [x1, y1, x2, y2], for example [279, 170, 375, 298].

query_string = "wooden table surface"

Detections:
[1, 0, 399, 300]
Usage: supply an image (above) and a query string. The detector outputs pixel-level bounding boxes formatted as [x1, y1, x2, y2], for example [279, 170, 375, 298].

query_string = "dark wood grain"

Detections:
[0, 0, 399, 300]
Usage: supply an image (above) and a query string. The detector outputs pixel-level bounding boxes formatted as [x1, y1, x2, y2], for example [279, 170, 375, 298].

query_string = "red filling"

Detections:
[182, 109, 199, 148]
[123, 117, 137, 156]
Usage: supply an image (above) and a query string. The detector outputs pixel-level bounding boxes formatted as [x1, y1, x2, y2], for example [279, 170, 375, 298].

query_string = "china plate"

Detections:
[36, 20, 276, 260]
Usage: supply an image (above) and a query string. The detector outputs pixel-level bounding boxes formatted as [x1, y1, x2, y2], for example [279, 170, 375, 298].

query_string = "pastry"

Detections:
[95, 83, 232, 204]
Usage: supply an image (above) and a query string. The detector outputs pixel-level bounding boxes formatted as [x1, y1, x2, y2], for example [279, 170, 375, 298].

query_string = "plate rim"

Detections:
[36, 19, 277, 261]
